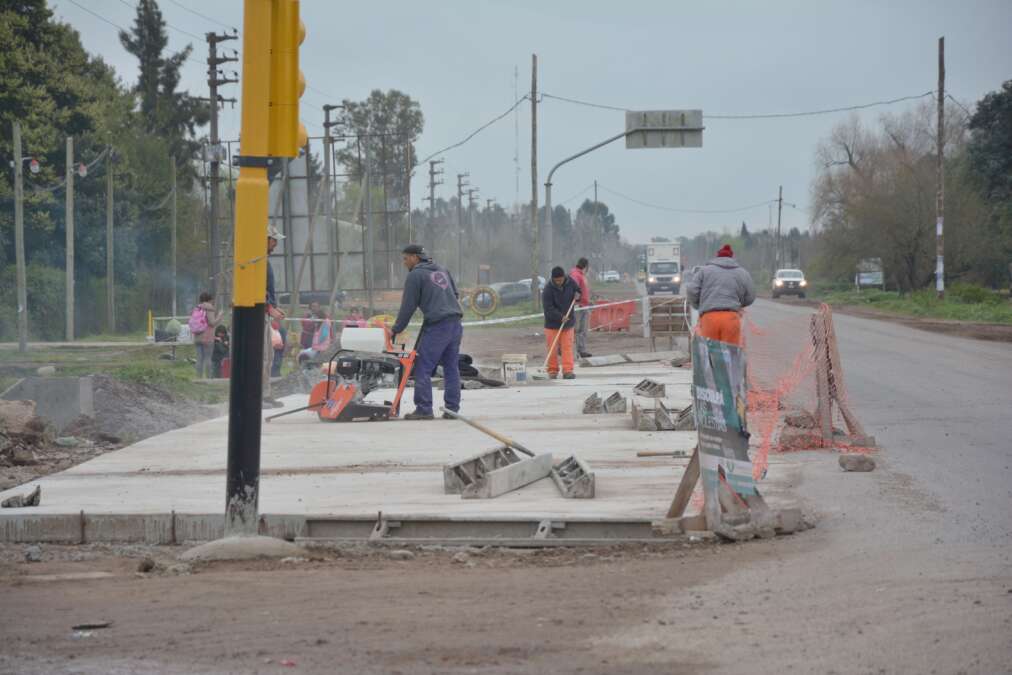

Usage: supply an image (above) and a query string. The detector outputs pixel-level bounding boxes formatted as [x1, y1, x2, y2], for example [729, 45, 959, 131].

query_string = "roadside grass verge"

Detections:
[814, 284, 1012, 324]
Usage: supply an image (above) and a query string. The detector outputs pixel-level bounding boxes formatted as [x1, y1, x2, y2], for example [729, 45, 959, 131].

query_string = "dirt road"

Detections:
[2, 298, 1011, 674]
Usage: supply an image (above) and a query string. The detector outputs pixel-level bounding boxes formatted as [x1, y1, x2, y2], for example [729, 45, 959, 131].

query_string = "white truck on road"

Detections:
[645, 242, 682, 295]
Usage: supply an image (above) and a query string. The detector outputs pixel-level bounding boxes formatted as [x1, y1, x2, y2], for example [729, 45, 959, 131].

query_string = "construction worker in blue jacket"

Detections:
[391, 244, 464, 420]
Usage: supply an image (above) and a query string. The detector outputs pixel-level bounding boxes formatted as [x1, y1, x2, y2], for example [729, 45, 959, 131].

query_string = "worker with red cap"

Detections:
[685, 244, 755, 346]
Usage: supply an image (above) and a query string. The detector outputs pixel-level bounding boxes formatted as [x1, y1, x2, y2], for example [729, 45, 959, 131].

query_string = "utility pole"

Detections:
[13, 122, 27, 352]
[323, 104, 342, 292]
[65, 136, 75, 341]
[485, 197, 495, 256]
[936, 36, 945, 299]
[456, 172, 469, 277]
[775, 185, 783, 272]
[106, 148, 115, 333]
[530, 53, 539, 307]
[467, 186, 480, 275]
[205, 30, 238, 305]
[364, 138, 375, 316]
[514, 64, 520, 210]
[170, 158, 178, 317]
[425, 159, 444, 251]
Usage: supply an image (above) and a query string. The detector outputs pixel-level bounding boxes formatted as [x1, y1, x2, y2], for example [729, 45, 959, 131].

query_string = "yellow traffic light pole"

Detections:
[226, 0, 305, 536]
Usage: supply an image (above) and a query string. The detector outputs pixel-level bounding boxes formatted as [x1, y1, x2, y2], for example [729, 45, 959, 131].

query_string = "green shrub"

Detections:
[948, 283, 1002, 305]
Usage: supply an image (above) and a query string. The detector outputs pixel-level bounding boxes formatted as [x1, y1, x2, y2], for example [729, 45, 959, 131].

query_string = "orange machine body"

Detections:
[308, 348, 416, 422]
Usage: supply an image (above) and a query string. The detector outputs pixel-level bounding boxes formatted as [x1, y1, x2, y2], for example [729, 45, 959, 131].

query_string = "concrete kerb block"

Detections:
[583, 392, 603, 414]
[633, 379, 666, 398]
[443, 447, 554, 499]
[624, 350, 690, 364]
[580, 354, 629, 367]
[655, 401, 675, 431]
[180, 535, 308, 562]
[602, 392, 627, 414]
[674, 404, 695, 431]
[584, 392, 627, 414]
[1, 376, 95, 431]
[551, 455, 595, 499]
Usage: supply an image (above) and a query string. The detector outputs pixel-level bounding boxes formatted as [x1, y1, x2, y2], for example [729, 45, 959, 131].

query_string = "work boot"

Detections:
[441, 411, 458, 420]
[563, 372, 576, 380]
[404, 410, 434, 420]
[579, 351, 592, 358]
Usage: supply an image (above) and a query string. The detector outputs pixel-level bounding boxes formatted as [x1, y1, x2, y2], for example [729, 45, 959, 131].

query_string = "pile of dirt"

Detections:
[0, 376, 222, 492]
[0, 401, 47, 473]
[87, 375, 220, 442]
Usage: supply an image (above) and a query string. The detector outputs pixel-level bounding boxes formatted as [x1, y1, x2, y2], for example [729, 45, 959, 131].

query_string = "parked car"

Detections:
[602, 270, 621, 283]
[490, 281, 533, 306]
[515, 276, 546, 292]
[771, 269, 807, 298]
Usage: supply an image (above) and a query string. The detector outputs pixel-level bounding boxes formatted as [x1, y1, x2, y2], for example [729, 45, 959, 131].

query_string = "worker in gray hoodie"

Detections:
[391, 244, 464, 420]
[685, 244, 755, 346]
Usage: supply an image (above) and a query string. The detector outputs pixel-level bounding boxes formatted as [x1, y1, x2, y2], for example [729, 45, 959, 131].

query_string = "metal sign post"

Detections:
[544, 110, 703, 268]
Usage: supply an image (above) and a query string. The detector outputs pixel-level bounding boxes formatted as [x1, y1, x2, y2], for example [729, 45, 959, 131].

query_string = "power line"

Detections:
[115, 0, 204, 40]
[597, 184, 777, 214]
[559, 182, 595, 206]
[542, 90, 937, 120]
[946, 94, 973, 119]
[706, 92, 935, 119]
[541, 93, 625, 112]
[420, 95, 529, 164]
[64, 0, 127, 31]
[164, 0, 237, 31]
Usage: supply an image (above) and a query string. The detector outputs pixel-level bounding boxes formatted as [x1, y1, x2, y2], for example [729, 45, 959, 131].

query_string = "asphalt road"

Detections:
[751, 297, 1012, 544]
[674, 298, 1012, 673]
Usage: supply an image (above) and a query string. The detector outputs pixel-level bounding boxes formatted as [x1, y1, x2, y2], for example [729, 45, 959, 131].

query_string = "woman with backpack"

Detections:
[189, 292, 219, 378]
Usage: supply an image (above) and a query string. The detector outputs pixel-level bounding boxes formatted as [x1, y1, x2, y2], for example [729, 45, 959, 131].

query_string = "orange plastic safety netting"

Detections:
[741, 303, 871, 480]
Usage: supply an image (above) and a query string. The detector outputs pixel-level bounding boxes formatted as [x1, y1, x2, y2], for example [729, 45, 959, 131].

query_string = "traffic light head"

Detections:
[268, 0, 305, 158]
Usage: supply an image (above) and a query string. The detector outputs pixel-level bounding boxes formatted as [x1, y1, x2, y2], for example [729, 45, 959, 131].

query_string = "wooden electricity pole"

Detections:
[776, 185, 783, 271]
[106, 148, 115, 332]
[13, 122, 27, 352]
[529, 53, 539, 307]
[936, 36, 945, 299]
[65, 136, 75, 341]
[171, 158, 178, 317]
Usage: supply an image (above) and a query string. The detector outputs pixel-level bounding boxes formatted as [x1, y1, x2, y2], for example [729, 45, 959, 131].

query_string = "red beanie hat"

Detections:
[717, 244, 734, 258]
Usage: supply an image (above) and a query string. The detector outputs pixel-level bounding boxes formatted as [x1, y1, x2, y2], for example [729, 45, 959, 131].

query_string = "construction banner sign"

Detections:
[692, 336, 755, 498]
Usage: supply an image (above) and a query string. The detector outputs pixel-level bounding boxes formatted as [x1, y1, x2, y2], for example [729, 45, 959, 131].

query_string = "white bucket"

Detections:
[501, 353, 528, 385]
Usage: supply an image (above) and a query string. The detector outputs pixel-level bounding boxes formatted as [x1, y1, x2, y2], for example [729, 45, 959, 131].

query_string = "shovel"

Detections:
[441, 408, 535, 456]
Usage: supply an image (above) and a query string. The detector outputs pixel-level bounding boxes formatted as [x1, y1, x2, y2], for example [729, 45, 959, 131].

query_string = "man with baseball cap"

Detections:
[391, 244, 464, 420]
[685, 244, 755, 346]
[258, 226, 289, 403]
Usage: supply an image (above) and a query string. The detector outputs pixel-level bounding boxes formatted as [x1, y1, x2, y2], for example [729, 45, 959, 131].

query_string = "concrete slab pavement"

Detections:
[0, 361, 801, 543]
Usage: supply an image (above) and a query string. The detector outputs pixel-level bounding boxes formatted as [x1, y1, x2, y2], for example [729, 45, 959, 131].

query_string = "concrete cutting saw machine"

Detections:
[266, 326, 416, 423]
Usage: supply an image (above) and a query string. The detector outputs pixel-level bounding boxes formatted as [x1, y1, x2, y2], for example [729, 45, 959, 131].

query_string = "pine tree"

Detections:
[119, 0, 208, 171]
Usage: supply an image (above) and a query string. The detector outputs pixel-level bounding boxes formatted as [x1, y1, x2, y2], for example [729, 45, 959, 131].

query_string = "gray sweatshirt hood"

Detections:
[707, 257, 741, 269]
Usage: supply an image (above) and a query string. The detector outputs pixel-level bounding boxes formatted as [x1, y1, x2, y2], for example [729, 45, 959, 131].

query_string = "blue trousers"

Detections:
[413, 319, 463, 415]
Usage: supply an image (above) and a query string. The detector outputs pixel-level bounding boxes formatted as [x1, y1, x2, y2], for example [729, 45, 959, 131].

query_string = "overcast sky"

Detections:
[51, 0, 1012, 242]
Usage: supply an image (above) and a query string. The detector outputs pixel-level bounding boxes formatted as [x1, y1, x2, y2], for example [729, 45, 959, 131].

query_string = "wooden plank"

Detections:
[812, 313, 834, 444]
[666, 446, 699, 518]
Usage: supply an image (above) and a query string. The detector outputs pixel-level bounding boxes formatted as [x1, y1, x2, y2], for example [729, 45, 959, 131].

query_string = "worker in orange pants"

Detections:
[542, 266, 581, 379]
[698, 310, 743, 346]
[686, 244, 756, 347]
[544, 326, 576, 378]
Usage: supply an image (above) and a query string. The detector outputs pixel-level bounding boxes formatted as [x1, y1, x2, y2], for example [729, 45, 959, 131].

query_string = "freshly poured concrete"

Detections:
[0, 362, 799, 541]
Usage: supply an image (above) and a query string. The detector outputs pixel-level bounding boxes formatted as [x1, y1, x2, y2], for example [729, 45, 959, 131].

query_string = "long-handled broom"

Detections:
[534, 297, 578, 379]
